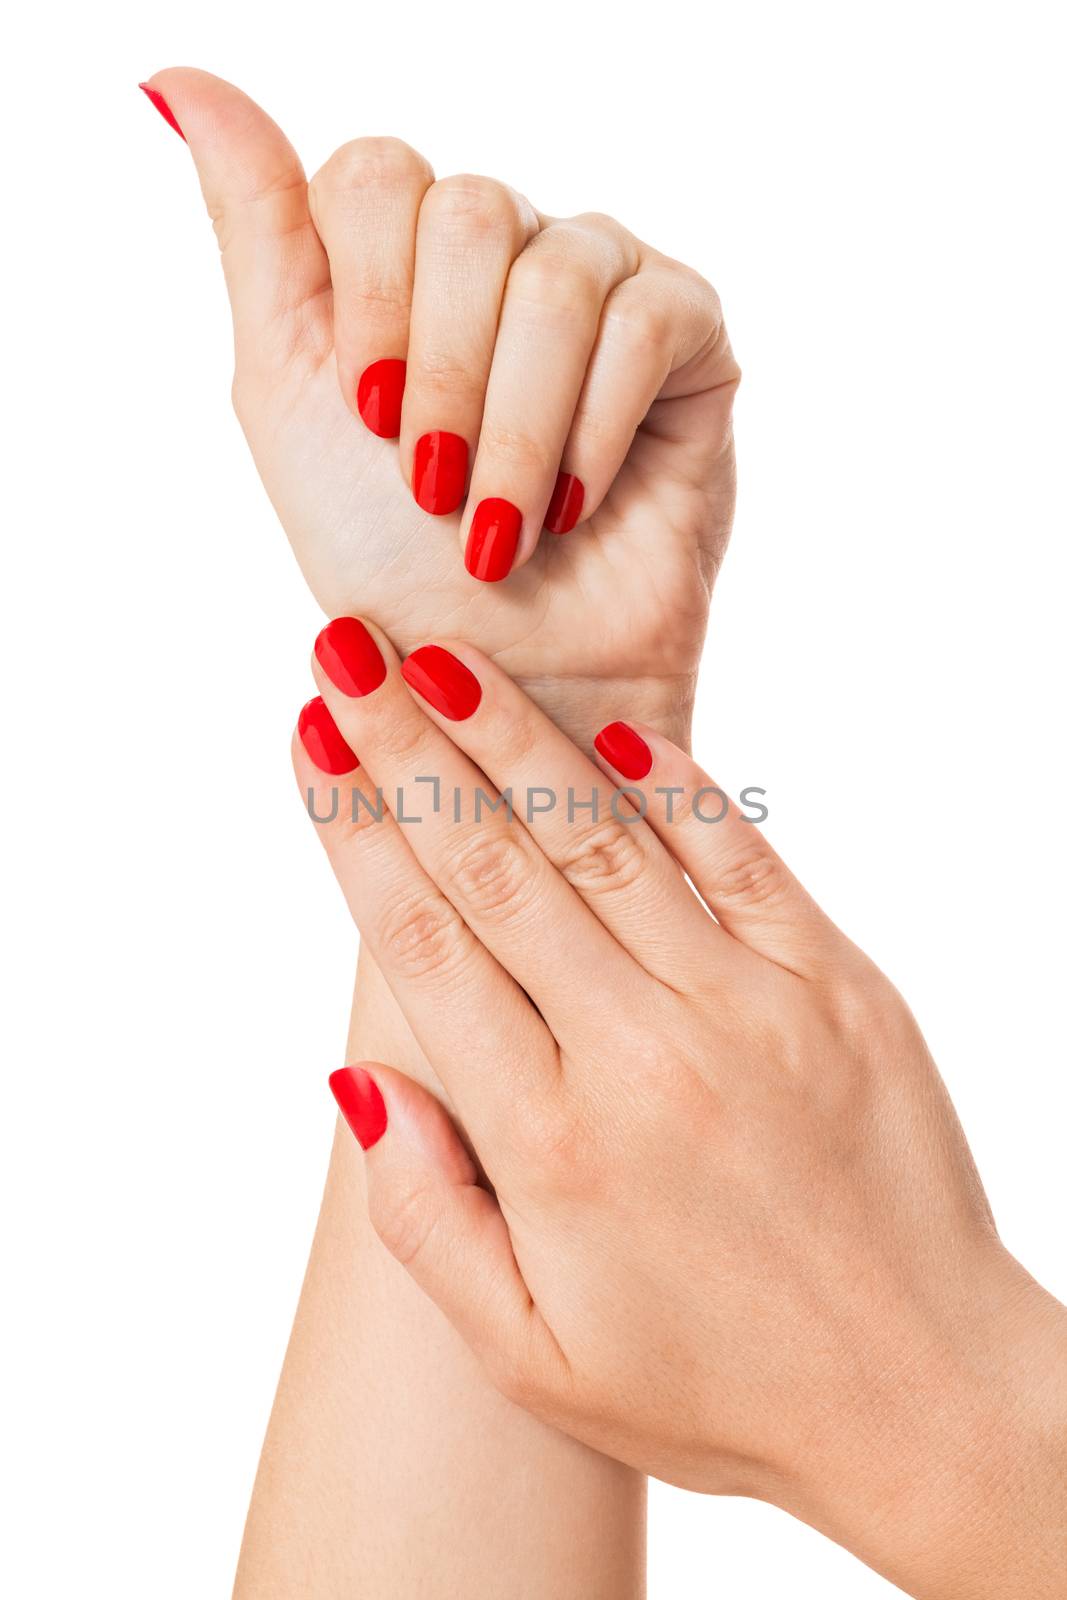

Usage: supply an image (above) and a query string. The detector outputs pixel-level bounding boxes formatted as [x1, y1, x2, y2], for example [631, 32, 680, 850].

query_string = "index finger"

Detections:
[293, 699, 557, 1161]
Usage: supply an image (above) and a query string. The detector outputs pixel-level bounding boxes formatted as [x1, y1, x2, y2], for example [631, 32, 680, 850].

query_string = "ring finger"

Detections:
[458, 216, 639, 579]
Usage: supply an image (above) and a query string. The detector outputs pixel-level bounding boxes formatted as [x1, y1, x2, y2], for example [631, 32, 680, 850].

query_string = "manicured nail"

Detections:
[357, 359, 406, 439]
[413, 431, 468, 515]
[298, 697, 360, 774]
[138, 83, 185, 141]
[315, 617, 387, 698]
[544, 472, 584, 534]
[402, 645, 482, 721]
[329, 1067, 387, 1150]
[594, 721, 652, 780]
[465, 498, 522, 582]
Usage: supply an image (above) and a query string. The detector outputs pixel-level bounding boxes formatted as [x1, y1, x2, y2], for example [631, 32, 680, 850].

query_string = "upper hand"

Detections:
[142, 68, 740, 739]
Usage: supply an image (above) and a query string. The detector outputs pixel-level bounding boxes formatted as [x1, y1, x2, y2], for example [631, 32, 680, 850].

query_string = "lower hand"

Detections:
[290, 617, 1067, 1600]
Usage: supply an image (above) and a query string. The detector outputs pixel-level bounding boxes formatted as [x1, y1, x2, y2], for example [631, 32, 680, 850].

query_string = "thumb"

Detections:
[139, 68, 330, 371]
[329, 1063, 557, 1402]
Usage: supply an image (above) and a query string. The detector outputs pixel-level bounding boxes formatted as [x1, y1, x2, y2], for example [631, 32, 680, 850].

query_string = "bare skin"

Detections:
[146, 69, 738, 748]
[297, 623, 1067, 1600]
[141, 66, 738, 1597]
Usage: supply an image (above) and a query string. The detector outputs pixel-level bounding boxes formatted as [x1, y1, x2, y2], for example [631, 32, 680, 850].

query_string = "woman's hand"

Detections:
[292, 619, 1067, 1600]
[141, 68, 739, 745]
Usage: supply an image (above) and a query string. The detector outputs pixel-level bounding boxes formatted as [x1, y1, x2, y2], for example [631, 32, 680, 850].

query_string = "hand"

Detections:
[141, 69, 739, 743]
[291, 619, 1067, 1600]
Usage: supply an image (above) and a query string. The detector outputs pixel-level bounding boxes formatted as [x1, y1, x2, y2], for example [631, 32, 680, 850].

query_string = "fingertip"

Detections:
[464, 498, 522, 583]
[138, 81, 185, 141]
[544, 471, 585, 535]
[356, 358, 407, 439]
[297, 695, 360, 775]
[594, 721, 654, 781]
[330, 1064, 388, 1150]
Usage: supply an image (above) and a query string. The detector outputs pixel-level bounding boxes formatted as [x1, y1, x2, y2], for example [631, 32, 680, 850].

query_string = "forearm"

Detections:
[234, 951, 645, 1599]
[780, 1250, 1067, 1599]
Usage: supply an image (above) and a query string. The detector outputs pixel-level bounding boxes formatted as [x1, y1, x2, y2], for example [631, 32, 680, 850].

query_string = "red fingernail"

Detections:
[298, 696, 360, 774]
[544, 472, 584, 534]
[357, 359, 406, 438]
[465, 498, 522, 582]
[329, 1067, 387, 1150]
[138, 83, 185, 141]
[594, 721, 652, 780]
[413, 431, 468, 515]
[315, 617, 387, 698]
[402, 645, 482, 720]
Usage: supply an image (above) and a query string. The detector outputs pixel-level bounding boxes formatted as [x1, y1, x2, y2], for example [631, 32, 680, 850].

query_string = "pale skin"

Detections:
[142, 64, 738, 1597]
[297, 624, 1067, 1600]
[142, 66, 1066, 1597]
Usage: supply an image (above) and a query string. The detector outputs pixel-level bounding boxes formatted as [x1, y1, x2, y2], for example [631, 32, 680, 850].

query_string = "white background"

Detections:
[3, 2, 1064, 1595]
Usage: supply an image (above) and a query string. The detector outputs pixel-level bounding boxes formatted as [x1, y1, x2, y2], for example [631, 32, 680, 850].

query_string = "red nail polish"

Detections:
[357, 359, 406, 438]
[138, 83, 185, 142]
[329, 1067, 387, 1150]
[413, 431, 468, 515]
[544, 472, 584, 534]
[298, 696, 360, 774]
[594, 721, 652, 780]
[402, 645, 482, 721]
[465, 498, 522, 582]
[315, 617, 387, 698]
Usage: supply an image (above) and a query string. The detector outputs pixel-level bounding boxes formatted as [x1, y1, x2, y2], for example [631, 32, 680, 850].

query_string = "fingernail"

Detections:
[138, 83, 185, 141]
[329, 1067, 387, 1150]
[413, 431, 468, 515]
[594, 721, 652, 780]
[544, 472, 584, 534]
[465, 498, 522, 582]
[402, 645, 482, 721]
[298, 696, 360, 774]
[315, 617, 387, 698]
[357, 359, 406, 439]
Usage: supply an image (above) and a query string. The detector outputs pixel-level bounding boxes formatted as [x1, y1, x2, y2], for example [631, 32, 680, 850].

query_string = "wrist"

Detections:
[512, 670, 696, 755]
[777, 1246, 1067, 1598]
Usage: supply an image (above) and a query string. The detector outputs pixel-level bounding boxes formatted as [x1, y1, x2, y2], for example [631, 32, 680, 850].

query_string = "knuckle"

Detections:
[348, 279, 412, 318]
[317, 136, 432, 195]
[443, 831, 537, 923]
[376, 707, 437, 766]
[684, 264, 725, 321]
[508, 247, 600, 316]
[371, 1176, 440, 1268]
[514, 1087, 593, 1191]
[330, 785, 387, 847]
[377, 889, 469, 982]
[564, 404, 617, 448]
[825, 960, 906, 1046]
[570, 208, 626, 238]
[422, 173, 520, 235]
[602, 295, 673, 353]
[559, 818, 646, 899]
[713, 843, 789, 912]
[409, 347, 484, 404]
[475, 418, 557, 474]
[490, 706, 539, 768]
